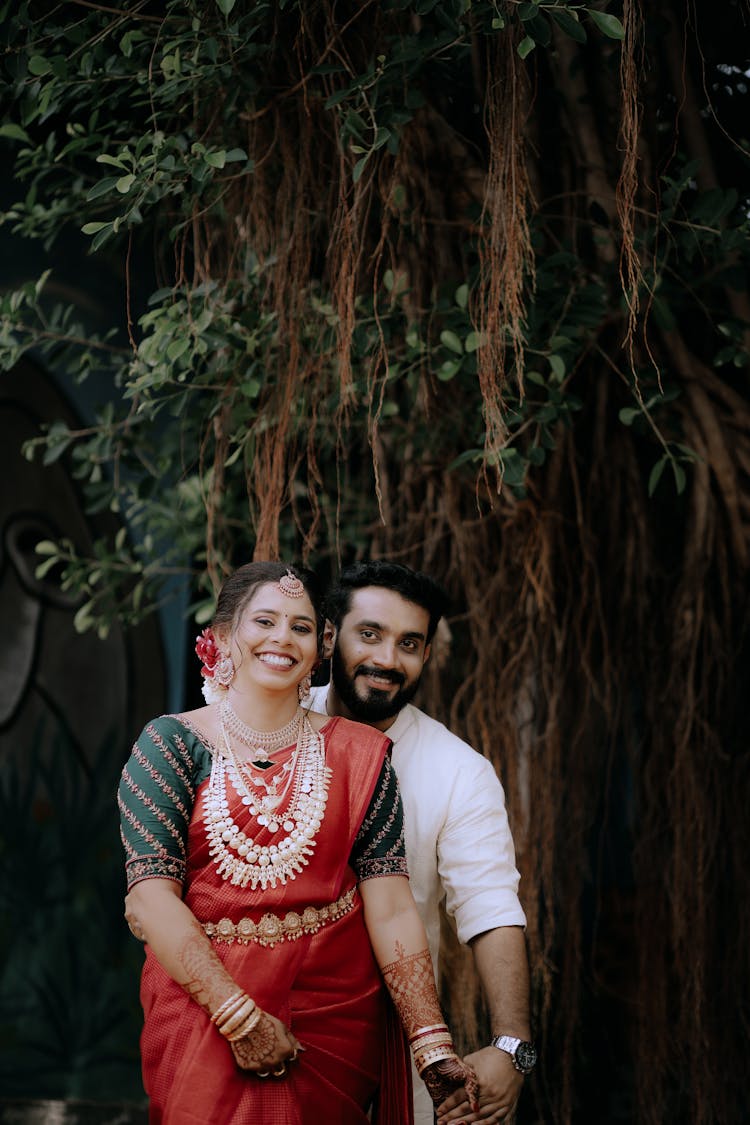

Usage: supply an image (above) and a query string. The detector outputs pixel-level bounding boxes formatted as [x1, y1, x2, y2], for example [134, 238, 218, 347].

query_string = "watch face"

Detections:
[515, 1042, 537, 1074]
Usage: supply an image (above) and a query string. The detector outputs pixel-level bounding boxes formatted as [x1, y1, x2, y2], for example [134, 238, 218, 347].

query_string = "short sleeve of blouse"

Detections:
[350, 755, 409, 882]
[117, 717, 210, 891]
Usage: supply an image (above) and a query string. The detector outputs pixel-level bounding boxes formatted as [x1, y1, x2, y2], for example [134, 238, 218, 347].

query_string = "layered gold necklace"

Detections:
[219, 699, 303, 764]
[204, 703, 331, 890]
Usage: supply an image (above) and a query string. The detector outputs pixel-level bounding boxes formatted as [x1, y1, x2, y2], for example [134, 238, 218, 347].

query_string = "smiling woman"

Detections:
[117, 561, 479, 1123]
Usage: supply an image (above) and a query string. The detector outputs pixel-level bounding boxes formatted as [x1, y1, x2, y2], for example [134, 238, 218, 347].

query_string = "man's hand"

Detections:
[436, 1045, 523, 1123]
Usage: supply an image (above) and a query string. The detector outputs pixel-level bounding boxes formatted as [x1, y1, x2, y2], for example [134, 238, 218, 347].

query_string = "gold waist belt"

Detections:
[202, 885, 358, 948]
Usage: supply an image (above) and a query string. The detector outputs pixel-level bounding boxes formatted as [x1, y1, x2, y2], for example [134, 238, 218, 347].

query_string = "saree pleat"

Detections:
[139, 717, 412, 1125]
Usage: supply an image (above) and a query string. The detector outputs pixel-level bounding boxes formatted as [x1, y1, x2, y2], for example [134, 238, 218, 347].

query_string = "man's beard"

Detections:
[330, 646, 422, 723]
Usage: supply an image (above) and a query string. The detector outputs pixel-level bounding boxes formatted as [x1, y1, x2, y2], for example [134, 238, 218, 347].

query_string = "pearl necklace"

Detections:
[204, 712, 331, 890]
[220, 699, 303, 763]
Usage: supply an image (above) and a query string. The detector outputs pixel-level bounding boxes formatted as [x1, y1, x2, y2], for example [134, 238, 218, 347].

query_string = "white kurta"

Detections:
[309, 686, 526, 1124]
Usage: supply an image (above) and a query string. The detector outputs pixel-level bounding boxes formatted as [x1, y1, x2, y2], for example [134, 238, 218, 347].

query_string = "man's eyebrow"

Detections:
[355, 618, 426, 641]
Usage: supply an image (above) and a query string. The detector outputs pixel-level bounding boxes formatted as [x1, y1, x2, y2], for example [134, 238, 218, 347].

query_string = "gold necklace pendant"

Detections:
[204, 713, 332, 890]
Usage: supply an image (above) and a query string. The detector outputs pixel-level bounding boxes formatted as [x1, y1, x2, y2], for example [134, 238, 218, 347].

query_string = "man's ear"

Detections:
[422, 641, 432, 667]
[322, 619, 336, 660]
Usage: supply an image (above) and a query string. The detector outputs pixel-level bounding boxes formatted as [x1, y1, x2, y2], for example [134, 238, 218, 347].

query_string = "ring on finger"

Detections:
[256, 1070, 270, 1079]
[272, 1064, 287, 1078]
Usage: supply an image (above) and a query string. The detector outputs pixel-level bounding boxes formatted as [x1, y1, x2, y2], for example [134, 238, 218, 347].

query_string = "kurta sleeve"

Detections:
[117, 717, 205, 891]
[350, 755, 409, 881]
[438, 756, 526, 942]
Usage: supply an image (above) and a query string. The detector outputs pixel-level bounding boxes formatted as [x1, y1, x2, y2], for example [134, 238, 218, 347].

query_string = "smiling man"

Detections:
[310, 560, 534, 1125]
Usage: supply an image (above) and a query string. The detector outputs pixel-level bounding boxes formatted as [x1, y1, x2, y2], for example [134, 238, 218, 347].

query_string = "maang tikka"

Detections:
[278, 569, 305, 599]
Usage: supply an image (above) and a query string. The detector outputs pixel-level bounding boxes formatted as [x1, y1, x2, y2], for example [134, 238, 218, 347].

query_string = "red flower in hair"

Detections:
[195, 628, 220, 679]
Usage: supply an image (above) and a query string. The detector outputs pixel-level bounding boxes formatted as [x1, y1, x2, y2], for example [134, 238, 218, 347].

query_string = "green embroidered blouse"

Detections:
[118, 715, 408, 891]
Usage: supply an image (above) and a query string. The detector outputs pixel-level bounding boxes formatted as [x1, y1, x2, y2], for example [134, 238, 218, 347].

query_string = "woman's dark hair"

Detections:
[213, 562, 325, 653]
[324, 560, 449, 643]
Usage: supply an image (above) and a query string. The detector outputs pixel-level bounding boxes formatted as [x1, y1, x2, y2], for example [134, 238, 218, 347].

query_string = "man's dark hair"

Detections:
[325, 560, 449, 643]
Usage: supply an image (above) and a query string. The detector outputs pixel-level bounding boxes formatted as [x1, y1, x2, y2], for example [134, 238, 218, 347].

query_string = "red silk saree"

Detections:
[128, 716, 412, 1125]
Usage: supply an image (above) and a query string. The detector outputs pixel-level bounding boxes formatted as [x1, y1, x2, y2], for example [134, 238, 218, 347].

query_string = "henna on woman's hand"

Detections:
[422, 1056, 480, 1113]
[228, 1010, 302, 1073]
[229, 1012, 277, 1070]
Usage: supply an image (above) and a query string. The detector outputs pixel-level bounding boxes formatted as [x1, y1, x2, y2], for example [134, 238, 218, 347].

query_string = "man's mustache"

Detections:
[355, 665, 406, 687]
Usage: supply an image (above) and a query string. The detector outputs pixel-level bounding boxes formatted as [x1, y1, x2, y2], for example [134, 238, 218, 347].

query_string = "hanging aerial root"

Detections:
[476, 30, 535, 472]
[617, 0, 646, 367]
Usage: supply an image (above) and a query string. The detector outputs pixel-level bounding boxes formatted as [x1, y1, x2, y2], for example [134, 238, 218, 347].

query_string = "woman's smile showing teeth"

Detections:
[257, 652, 296, 668]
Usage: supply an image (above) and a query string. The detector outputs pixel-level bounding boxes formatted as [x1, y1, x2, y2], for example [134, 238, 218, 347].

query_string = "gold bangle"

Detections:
[414, 1045, 457, 1075]
[409, 1023, 448, 1043]
[217, 999, 257, 1036]
[410, 1032, 454, 1052]
[217, 1003, 255, 1035]
[210, 989, 247, 1025]
[225, 1006, 263, 1041]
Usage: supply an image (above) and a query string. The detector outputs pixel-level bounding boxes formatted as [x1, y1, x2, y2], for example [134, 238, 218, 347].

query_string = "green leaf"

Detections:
[0, 123, 32, 143]
[34, 269, 52, 297]
[352, 154, 369, 183]
[438, 359, 462, 381]
[73, 601, 95, 634]
[672, 461, 687, 494]
[465, 331, 484, 353]
[619, 406, 640, 426]
[648, 456, 667, 496]
[525, 12, 552, 46]
[588, 10, 625, 39]
[518, 36, 536, 59]
[216, 0, 237, 12]
[204, 149, 227, 169]
[86, 176, 119, 201]
[96, 153, 128, 169]
[324, 88, 352, 109]
[35, 556, 60, 580]
[81, 221, 111, 234]
[550, 8, 587, 42]
[440, 330, 464, 355]
[448, 448, 483, 470]
[28, 55, 51, 76]
[240, 378, 261, 399]
[455, 283, 469, 310]
[116, 174, 135, 193]
[91, 223, 115, 251]
[167, 337, 191, 362]
[549, 354, 566, 380]
[35, 540, 60, 556]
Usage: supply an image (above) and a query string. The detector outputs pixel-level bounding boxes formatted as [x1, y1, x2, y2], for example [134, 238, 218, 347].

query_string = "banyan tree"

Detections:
[1, 2, 748, 1121]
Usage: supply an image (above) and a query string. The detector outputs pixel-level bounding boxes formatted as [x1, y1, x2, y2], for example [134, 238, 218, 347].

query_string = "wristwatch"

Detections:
[491, 1034, 537, 1075]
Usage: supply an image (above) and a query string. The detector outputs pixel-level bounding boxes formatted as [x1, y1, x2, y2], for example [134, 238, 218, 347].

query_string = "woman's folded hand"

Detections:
[229, 1009, 302, 1075]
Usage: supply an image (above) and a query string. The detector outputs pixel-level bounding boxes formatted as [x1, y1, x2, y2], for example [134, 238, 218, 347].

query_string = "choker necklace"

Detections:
[204, 711, 332, 890]
[220, 699, 303, 763]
